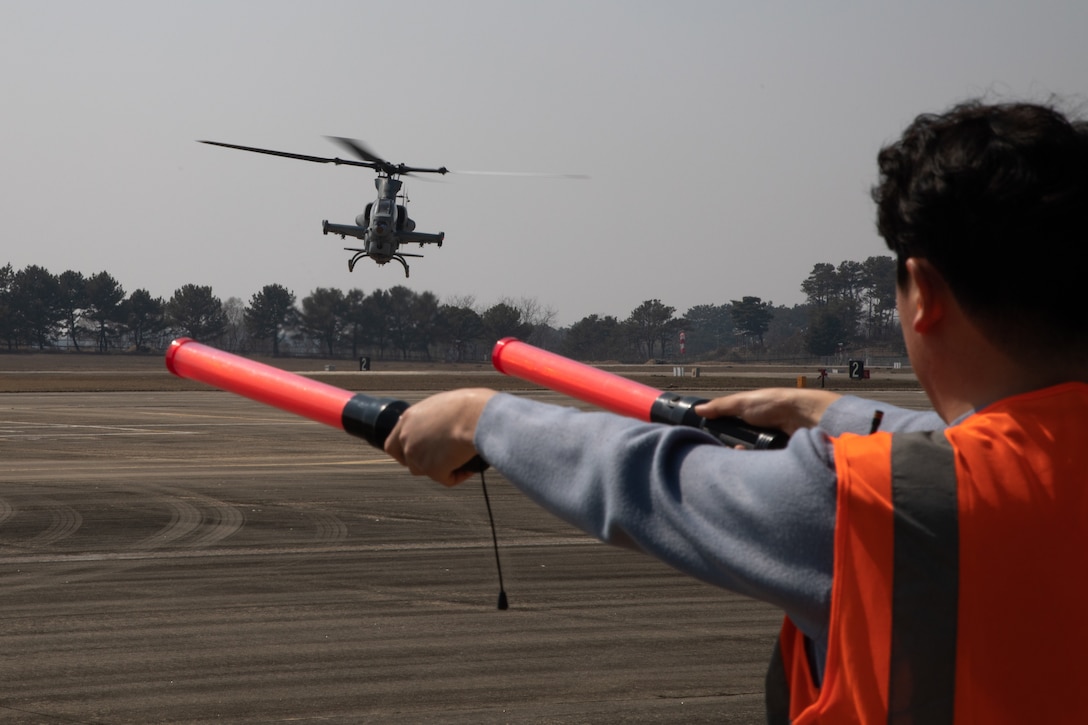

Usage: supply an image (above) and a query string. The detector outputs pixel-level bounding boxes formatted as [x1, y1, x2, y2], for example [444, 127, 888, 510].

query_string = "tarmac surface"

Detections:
[0, 373, 929, 723]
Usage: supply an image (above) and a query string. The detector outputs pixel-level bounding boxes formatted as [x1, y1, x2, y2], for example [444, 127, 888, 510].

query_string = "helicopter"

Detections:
[201, 137, 586, 278]
[200, 136, 455, 277]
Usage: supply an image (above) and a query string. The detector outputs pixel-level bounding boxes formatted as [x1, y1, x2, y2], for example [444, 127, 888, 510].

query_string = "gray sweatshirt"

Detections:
[474, 393, 943, 675]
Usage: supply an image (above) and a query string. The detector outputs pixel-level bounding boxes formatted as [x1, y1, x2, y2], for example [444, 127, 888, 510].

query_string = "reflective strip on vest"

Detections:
[888, 431, 957, 724]
[767, 430, 959, 723]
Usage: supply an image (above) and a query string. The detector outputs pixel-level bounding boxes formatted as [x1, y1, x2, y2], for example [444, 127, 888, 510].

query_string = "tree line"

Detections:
[0, 256, 900, 362]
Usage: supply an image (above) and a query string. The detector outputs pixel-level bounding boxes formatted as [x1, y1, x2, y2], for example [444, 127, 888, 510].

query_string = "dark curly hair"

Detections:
[872, 100, 1088, 360]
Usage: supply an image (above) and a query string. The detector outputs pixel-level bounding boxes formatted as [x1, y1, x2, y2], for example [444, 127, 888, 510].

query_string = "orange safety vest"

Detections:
[767, 383, 1088, 724]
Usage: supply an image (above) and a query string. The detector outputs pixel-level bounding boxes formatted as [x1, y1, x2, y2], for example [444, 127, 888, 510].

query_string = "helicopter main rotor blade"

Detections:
[198, 140, 377, 170]
[201, 138, 578, 178]
[326, 136, 388, 167]
[449, 169, 590, 180]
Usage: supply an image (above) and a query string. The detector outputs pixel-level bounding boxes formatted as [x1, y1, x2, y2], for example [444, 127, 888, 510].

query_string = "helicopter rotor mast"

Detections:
[324, 136, 448, 177]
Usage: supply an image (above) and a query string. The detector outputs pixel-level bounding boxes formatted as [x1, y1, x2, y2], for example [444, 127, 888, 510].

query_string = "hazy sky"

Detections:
[2, 1, 1085, 326]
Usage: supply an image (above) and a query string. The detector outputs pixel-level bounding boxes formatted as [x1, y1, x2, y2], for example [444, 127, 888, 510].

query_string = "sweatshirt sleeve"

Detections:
[474, 393, 837, 642]
[820, 395, 946, 436]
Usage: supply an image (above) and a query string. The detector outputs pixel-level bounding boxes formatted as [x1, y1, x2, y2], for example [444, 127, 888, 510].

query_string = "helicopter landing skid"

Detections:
[346, 248, 421, 278]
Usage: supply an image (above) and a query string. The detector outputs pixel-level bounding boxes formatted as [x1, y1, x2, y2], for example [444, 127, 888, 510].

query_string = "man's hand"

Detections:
[694, 389, 841, 436]
[384, 388, 498, 487]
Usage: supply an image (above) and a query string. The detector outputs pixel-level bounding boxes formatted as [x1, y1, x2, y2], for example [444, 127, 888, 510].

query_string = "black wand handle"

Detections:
[341, 394, 488, 472]
[649, 393, 789, 450]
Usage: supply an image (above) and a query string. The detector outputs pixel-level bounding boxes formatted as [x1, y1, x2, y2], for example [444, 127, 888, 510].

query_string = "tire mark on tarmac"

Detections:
[182, 495, 245, 549]
[127, 491, 203, 549]
[299, 508, 349, 544]
[128, 485, 247, 551]
[0, 496, 96, 593]
[25, 503, 83, 547]
[0, 485, 247, 594]
[0, 498, 84, 549]
[0, 484, 371, 594]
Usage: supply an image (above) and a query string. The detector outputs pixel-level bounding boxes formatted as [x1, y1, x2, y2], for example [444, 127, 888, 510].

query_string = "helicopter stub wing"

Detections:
[399, 230, 445, 247]
[322, 222, 444, 248]
[323, 221, 367, 241]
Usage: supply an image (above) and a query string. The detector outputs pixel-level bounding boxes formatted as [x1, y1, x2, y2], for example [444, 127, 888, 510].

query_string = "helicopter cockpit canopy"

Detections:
[374, 199, 395, 219]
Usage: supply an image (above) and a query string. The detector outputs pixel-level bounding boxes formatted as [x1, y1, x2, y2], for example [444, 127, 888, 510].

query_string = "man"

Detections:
[385, 100, 1088, 722]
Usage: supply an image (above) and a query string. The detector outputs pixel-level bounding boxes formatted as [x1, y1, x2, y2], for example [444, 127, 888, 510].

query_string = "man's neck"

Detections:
[931, 343, 1088, 422]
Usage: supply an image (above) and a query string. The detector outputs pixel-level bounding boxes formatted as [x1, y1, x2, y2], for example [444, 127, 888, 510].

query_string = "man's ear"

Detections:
[903, 258, 947, 334]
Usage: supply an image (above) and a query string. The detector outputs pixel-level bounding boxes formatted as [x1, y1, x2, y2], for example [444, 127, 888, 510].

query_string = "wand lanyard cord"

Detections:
[479, 469, 509, 610]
